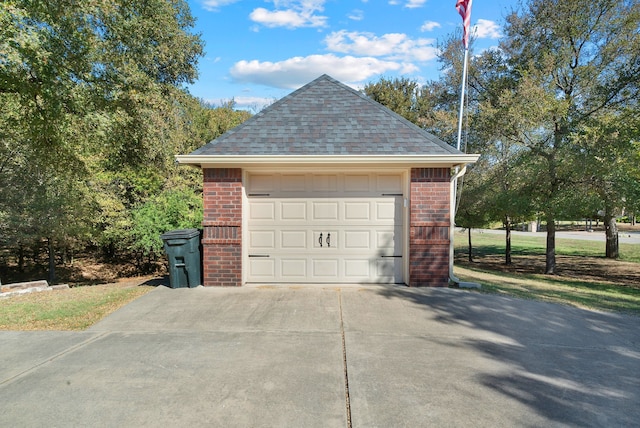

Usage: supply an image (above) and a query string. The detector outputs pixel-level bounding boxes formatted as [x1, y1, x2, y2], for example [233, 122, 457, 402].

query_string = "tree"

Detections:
[130, 188, 203, 257]
[495, 0, 640, 272]
[574, 109, 640, 258]
[363, 77, 430, 126]
[89, 97, 251, 259]
[0, 0, 204, 279]
[454, 162, 491, 262]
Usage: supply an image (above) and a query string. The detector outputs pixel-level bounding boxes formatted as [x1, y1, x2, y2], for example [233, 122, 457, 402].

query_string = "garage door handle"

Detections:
[326, 233, 331, 247]
[319, 233, 323, 247]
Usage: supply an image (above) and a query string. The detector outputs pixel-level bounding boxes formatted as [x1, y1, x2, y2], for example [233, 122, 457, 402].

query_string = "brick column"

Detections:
[409, 168, 451, 287]
[202, 168, 242, 286]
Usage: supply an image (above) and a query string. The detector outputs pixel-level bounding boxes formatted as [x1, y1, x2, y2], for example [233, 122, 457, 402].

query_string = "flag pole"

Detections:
[450, 0, 479, 288]
[455, 47, 469, 152]
[450, 45, 477, 288]
[455, 0, 472, 152]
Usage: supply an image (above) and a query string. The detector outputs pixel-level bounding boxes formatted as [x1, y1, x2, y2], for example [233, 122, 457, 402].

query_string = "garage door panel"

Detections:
[344, 174, 371, 192]
[312, 175, 338, 192]
[281, 230, 307, 249]
[376, 230, 395, 251]
[281, 174, 307, 192]
[313, 230, 337, 249]
[249, 175, 276, 193]
[312, 259, 339, 278]
[376, 227, 403, 252]
[344, 230, 370, 249]
[249, 258, 275, 279]
[280, 202, 307, 220]
[344, 202, 370, 221]
[376, 258, 402, 280]
[344, 259, 370, 278]
[376, 174, 402, 192]
[312, 202, 339, 221]
[376, 199, 402, 222]
[281, 259, 307, 278]
[249, 230, 275, 249]
[250, 202, 276, 220]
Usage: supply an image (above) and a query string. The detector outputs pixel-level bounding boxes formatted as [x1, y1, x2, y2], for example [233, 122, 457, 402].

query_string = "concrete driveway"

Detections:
[1, 285, 638, 427]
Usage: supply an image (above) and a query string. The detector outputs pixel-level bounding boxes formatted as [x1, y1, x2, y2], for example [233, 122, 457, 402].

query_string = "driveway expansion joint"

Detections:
[0, 332, 109, 387]
[339, 290, 352, 428]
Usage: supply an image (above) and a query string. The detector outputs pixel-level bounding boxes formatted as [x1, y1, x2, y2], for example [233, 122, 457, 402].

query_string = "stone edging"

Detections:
[0, 280, 70, 298]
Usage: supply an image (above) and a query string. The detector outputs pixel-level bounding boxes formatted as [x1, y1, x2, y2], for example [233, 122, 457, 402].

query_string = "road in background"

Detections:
[460, 228, 640, 245]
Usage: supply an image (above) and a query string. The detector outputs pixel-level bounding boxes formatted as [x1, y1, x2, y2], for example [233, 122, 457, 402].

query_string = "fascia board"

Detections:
[175, 154, 480, 169]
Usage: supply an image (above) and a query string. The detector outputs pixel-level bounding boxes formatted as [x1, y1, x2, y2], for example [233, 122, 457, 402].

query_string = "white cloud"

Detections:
[324, 30, 438, 62]
[473, 19, 502, 39]
[230, 54, 416, 89]
[348, 9, 364, 21]
[420, 21, 441, 32]
[388, 0, 426, 7]
[200, 0, 240, 12]
[250, 1, 328, 29]
[405, 0, 426, 8]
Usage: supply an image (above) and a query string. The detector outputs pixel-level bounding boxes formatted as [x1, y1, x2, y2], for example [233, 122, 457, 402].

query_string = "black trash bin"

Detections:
[160, 229, 202, 288]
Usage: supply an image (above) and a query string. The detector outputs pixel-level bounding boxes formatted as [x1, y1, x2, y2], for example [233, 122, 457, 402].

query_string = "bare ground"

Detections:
[0, 256, 167, 287]
[455, 253, 640, 289]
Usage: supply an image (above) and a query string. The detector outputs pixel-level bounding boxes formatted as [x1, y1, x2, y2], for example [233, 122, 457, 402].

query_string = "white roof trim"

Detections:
[176, 154, 480, 169]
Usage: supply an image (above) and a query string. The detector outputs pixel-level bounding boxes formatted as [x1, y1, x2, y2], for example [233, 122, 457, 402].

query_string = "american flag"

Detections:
[456, 0, 473, 48]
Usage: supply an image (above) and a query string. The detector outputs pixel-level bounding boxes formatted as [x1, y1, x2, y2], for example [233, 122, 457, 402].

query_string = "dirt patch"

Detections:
[0, 256, 167, 287]
[456, 253, 640, 289]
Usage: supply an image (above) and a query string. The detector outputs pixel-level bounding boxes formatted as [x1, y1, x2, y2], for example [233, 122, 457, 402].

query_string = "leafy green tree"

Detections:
[454, 163, 491, 262]
[363, 77, 430, 125]
[0, 0, 204, 280]
[573, 109, 640, 258]
[130, 188, 203, 256]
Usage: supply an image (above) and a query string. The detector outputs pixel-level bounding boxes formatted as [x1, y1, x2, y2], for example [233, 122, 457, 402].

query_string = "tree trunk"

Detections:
[18, 244, 25, 272]
[545, 216, 556, 274]
[468, 227, 473, 262]
[47, 237, 56, 285]
[505, 216, 512, 265]
[604, 209, 619, 259]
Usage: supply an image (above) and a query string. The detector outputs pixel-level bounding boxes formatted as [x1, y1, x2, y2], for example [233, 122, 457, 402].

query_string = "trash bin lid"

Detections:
[160, 228, 200, 241]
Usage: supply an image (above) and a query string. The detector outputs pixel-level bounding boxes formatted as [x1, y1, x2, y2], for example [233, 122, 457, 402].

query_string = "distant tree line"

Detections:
[364, 0, 640, 272]
[0, 0, 250, 283]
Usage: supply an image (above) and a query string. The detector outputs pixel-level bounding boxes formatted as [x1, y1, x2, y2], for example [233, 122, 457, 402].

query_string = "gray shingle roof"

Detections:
[189, 74, 462, 156]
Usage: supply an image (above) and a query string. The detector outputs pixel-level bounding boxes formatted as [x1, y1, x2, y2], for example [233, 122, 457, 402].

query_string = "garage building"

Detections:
[177, 75, 478, 286]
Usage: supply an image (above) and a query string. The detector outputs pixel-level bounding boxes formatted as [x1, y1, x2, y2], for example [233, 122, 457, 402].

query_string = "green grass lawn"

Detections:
[454, 229, 640, 315]
[0, 284, 154, 330]
[455, 266, 640, 315]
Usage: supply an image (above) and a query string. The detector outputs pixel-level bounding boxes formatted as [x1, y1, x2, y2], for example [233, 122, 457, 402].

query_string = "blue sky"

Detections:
[185, 0, 519, 110]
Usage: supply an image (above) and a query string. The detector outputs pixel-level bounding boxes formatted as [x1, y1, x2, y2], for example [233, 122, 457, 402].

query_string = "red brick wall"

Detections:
[202, 168, 242, 286]
[409, 168, 451, 286]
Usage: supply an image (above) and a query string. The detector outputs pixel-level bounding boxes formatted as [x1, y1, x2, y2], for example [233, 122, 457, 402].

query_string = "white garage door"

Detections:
[246, 172, 404, 284]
